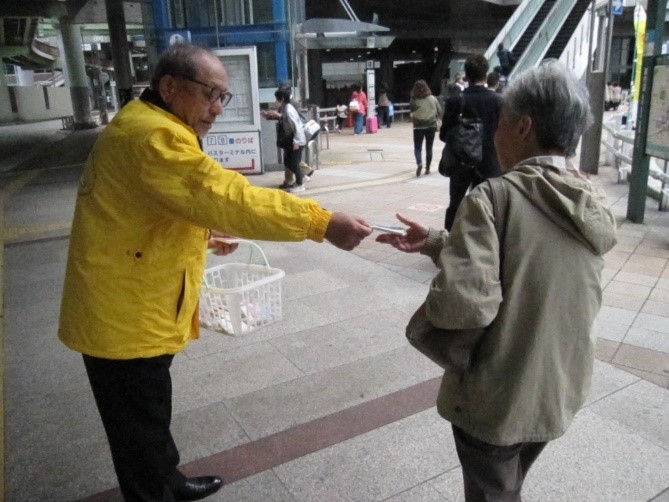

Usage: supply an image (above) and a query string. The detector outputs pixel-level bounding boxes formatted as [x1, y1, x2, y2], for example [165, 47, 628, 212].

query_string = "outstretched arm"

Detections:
[375, 213, 429, 253]
[324, 212, 373, 251]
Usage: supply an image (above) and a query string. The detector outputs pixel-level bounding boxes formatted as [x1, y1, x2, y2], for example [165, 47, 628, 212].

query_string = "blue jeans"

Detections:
[413, 127, 436, 168]
[354, 112, 365, 134]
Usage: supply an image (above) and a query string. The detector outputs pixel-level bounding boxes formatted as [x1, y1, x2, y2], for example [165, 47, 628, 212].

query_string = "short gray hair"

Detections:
[150, 43, 213, 90]
[503, 59, 592, 157]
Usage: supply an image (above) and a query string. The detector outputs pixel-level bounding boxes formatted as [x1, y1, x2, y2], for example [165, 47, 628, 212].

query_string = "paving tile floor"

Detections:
[1, 118, 668, 501]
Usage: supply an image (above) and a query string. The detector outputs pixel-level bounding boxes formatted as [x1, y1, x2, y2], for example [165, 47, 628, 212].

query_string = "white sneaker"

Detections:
[303, 175, 311, 182]
[289, 184, 305, 193]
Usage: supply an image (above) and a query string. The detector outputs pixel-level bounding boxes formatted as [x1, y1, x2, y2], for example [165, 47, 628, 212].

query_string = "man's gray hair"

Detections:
[503, 59, 592, 157]
[150, 43, 213, 90]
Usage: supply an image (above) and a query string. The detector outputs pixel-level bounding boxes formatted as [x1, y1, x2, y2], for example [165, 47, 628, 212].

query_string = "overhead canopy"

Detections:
[295, 18, 395, 50]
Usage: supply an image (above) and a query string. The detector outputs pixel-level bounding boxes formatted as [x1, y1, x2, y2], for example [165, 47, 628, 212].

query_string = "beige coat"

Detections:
[420, 157, 617, 445]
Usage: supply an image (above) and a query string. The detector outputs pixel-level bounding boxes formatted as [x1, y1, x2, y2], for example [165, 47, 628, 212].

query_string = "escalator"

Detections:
[544, 0, 591, 60]
[511, 0, 557, 61]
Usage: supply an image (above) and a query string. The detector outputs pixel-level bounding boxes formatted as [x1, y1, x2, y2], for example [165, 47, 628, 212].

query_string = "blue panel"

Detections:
[152, 0, 292, 84]
[152, 0, 171, 53]
[273, 0, 289, 82]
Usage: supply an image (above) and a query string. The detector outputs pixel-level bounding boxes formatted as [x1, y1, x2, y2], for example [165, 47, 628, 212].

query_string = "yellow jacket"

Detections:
[59, 98, 331, 359]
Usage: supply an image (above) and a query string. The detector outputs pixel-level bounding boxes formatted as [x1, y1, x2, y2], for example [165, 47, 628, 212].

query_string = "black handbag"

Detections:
[405, 178, 509, 371]
[438, 95, 483, 177]
[276, 120, 294, 149]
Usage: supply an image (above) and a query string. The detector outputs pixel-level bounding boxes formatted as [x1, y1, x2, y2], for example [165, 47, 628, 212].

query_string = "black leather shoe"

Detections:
[172, 476, 223, 501]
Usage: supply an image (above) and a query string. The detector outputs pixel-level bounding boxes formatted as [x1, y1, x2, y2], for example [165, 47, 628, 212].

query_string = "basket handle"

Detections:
[208, 238, 271, 268]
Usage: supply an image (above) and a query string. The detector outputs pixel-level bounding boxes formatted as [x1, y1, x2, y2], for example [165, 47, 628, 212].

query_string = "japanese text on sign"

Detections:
[203, 131, 262, 173]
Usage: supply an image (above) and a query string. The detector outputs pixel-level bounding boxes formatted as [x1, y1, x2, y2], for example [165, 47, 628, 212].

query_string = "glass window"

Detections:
[256, 43, 279, 88]
[252, 0, 274, 23]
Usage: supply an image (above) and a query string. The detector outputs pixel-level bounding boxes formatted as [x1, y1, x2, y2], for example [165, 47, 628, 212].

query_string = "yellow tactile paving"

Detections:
[3, 222, 72, 242]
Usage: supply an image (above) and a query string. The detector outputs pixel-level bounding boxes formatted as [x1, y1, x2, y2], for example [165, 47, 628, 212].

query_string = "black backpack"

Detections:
[438, 97, 483, 176]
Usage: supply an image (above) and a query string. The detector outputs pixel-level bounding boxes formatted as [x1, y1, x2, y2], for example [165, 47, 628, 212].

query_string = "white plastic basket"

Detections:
[199, 239, 285, 336]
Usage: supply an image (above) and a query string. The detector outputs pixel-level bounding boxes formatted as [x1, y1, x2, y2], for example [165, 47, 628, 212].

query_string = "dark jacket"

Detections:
[497, 48, 515, 68]
[440, 85, 504, 178]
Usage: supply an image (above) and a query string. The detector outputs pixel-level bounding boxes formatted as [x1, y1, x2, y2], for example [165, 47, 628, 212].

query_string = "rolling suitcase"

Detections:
[366, 116, 378, 134]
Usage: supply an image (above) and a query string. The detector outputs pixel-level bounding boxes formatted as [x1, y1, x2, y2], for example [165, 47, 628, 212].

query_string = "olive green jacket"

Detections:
[410, 95, 442, 130]
[419, 157, 617, 445]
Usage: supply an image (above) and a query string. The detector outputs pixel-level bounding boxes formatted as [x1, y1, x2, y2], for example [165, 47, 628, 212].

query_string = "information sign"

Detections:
[209, 48, 263, 173]
[203, 131, 261, 173]
[645, 57, 669, 160]
[612, 0, 624, 16]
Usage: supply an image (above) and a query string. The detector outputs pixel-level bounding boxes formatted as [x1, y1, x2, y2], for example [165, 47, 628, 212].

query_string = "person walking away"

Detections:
[377, 83, 392, 128]
[496, 43, 515, 77]
[58, 42, 373, 502]
[604, 81, 613, 111]
[410, 79, 443, 176]
[440, 54, 503, 230]
[273, 87, 308, 192]
[376, 59, 617, 502]
[261, 84, 313, 188]
[610, 82, 622, 110]
[349, 83, 368, 135]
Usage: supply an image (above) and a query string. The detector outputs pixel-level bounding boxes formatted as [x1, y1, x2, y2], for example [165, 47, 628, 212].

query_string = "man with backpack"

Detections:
[440, 54, 504, 230]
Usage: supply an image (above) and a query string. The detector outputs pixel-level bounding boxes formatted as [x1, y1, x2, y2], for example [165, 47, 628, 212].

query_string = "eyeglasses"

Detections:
[181, 76, 233, 107]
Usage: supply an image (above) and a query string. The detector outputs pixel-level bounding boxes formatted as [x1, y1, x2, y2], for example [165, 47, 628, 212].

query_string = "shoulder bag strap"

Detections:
[486, 177, 509, 267]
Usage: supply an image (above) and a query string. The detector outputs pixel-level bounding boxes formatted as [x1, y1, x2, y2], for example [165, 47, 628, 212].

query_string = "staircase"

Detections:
[544, 0, 590, 60]
[511, 0, 557, 61]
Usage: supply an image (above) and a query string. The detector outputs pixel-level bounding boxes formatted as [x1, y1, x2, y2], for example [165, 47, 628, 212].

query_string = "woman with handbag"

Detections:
[349, 83, 367, 135]
[274, 87, 307, 193]
[376, 60, 617, 501]
[410, 80, 442, 176]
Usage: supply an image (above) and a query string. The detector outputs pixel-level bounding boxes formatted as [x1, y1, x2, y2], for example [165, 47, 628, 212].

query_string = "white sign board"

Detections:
[203, 131, 262, 173]
[209, 47, 263, 173]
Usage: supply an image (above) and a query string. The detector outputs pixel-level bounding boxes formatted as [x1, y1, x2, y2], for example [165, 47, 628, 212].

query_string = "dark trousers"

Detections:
[83, 354, 185, 502]
[378, 106, 391, 127]
[452, 425, 547, 502]
[283, 145, 304, 185]
[413, 128, 436, 169]
[445, 167, 486, 231]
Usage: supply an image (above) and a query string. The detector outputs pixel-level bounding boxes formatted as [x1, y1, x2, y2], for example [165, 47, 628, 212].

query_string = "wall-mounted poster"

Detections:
[646, 56, 669, 160]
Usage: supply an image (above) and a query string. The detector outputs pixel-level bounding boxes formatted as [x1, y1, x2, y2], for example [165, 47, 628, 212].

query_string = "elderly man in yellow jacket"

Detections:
[58, 43, 371, 501]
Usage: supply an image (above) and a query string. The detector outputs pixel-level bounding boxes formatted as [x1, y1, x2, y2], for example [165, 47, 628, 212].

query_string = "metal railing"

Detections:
[602, 120, 669, 210]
